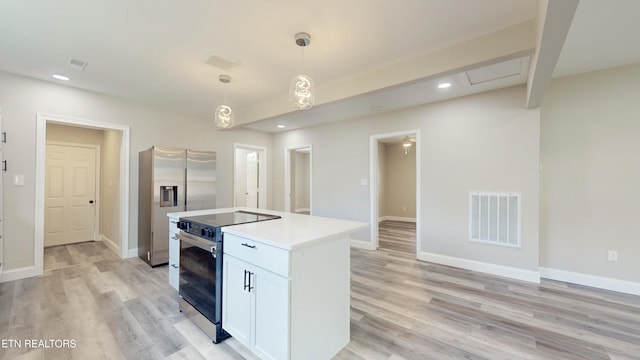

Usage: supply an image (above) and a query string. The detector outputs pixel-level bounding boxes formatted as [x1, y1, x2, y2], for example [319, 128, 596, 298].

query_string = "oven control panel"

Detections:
[177, 221, 219, 241]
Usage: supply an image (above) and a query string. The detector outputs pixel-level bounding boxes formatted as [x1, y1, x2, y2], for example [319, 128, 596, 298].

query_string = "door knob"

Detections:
[89, 200, 94, 204]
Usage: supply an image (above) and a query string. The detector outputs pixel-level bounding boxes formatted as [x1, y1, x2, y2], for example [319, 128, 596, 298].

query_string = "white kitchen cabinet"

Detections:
[252, 263, 289, 359]
[223, 253, 289, 360]
[222, 255, 252, 344]
[168, 216, 180, 291]
[167, 208, 366, 360]
[223, 232, 350, 360]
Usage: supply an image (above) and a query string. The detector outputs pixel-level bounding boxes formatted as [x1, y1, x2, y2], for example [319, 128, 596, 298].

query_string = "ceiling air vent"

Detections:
[66, 58, 88, 72]
[465, 58, 522, 86]
[202, 50, 240, 70]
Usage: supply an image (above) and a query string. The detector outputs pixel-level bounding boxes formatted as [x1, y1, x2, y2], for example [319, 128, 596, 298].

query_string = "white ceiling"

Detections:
[553, 0, 640, 77]
[0, 1, 638, 133]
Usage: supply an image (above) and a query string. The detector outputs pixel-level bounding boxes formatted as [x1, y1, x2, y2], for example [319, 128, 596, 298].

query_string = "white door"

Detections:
[245, 151, 259, 208]
[45, 144, 97, 247]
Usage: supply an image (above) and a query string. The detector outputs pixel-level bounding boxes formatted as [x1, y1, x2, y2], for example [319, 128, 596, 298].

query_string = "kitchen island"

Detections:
[167, 208, 368, 360]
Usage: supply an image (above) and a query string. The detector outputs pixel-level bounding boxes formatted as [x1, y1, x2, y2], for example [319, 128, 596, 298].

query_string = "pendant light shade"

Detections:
[290, 32, 314, 110]
[290, 74, 314, 110]
[215, 104, 234, 128]
[215, 74, 235, 129]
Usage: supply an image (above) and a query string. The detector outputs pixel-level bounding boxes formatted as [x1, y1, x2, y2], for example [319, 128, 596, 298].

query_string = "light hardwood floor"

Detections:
[1, 223, 639, 359]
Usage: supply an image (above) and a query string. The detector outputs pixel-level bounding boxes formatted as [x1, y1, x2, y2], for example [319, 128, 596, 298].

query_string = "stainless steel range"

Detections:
[175, 210, 280, 343]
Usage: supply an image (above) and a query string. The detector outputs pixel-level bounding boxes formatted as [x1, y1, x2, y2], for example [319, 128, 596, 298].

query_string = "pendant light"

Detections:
[215, 74, 235, 129]
[289, 32, 314, 110]
[402, 136, 412, 154]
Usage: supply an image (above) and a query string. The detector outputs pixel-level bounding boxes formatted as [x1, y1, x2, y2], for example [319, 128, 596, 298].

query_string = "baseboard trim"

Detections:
[127, 248, 139, 259]
[378, 216, 416, 223]
[418, 251, 540, 283]
[100, 234, 120, 256]
[0, 266, 41, 283]
[540, 267, 640, 296]
[350, 239, 376, 250]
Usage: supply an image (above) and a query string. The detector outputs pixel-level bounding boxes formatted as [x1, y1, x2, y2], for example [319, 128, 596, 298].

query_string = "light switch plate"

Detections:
[14, 175, 24, 186]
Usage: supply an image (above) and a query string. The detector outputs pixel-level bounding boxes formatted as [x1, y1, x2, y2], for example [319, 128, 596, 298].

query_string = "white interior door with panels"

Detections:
[233, 144, 267, 209]
[45, 143, 99, 247]
[245, 151, 259, 208]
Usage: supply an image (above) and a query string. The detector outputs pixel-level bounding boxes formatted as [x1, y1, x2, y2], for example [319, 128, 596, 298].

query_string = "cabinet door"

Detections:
[222, 255, 252, 345]
[168, 232, 180, 291]
[0, 109, 3, 276]
[253, 268, 289, 360]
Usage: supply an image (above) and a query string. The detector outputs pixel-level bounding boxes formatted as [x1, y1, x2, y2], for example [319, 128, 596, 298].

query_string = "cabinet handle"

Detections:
[241, 243, 257, 249]
[243, 270, 254, 292]
[171, 235, 179, 240]
[171, 264, 178, 269]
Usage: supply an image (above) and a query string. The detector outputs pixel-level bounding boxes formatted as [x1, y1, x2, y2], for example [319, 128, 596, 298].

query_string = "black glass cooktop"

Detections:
[180, 210, 280, 229]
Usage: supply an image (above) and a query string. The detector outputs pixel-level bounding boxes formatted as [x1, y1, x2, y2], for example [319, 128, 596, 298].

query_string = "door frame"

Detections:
[284, 144, 312, 214]
[45, 141, 101, 246]
[369, 130, 421, 255]
[233, 143, 267, 209]
[36, 113, 130, 276]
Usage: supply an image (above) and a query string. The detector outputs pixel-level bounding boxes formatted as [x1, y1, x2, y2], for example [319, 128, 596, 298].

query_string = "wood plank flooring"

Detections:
[378, 220, 416, 254]
[1, 224, 639, 359]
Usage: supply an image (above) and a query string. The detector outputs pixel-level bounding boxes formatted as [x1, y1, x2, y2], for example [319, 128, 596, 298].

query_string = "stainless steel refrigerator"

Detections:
[138, 146, 216, 266]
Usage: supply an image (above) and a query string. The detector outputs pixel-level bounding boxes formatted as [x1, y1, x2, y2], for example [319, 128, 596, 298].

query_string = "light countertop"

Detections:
[168, 208, 369, 250]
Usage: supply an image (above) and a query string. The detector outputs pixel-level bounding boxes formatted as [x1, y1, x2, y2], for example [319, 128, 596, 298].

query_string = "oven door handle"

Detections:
[176, 232, 218, 254]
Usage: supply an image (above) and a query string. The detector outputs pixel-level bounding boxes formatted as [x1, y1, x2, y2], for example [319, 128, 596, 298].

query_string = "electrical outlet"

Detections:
[607, 251, 618, 262]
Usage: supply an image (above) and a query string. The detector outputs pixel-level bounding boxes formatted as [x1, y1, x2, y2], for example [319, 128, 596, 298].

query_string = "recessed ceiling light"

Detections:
[277, 124, 286, 129]
[371, 106, 382, 112]
[438, 82, 451, 89]
[52, 74, 70, 81]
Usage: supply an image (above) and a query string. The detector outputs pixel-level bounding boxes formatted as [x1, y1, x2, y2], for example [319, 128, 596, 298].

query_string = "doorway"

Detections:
[44, 142, 99, 247]
[370, 130, 420, 255]
[35, 113, 130, 278]
[284, 145, 312, 214]
[234, 144, 267, 209]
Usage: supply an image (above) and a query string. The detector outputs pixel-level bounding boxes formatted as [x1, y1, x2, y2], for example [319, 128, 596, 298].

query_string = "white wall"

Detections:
[273, 85, 540, 274]
[101, 130, 122, 249]
[381, 143, 416, 219]
[540, 63, 640, 283]
[293, 151, 310, 210]
[47, 123, 105, 145]
[0, 71, 271, 273]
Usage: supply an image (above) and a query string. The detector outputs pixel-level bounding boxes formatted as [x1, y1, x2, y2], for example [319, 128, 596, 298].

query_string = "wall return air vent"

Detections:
[468, 191, 521, 247]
